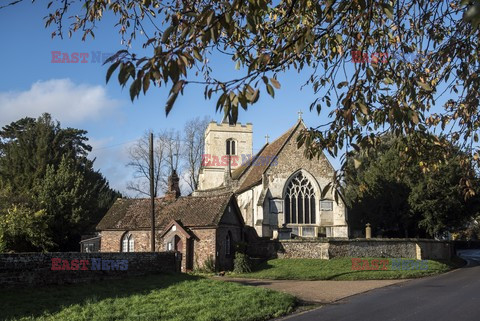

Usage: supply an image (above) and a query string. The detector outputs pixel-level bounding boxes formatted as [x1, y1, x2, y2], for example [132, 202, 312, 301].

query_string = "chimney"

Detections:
[224, 156, 232, 186]
[165, 170, 181, 200]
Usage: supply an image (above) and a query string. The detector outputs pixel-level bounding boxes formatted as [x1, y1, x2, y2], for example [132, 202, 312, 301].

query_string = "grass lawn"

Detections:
[0, 273, 296, 321]
[229, 257, 460, 281]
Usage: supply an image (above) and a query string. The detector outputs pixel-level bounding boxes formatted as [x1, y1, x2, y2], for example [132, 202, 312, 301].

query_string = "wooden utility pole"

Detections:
[149, 132, 155, 252]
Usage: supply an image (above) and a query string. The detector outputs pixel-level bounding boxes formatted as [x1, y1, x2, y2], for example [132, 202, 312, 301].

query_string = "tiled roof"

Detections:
[230, 144, 268, 180]
[235, 121, 302, 193]
[96, 193, 233, 231]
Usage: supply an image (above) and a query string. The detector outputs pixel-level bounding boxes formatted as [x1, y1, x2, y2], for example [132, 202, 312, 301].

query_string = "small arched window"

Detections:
[121, 233, 135, 252]
[226, 139, 236, 155]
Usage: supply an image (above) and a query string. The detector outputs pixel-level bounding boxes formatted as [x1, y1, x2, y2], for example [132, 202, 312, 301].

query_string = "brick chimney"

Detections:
[165, 170, 181, 200]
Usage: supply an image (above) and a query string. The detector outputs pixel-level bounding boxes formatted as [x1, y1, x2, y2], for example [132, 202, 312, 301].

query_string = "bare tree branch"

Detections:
[181, 117, 211, 193]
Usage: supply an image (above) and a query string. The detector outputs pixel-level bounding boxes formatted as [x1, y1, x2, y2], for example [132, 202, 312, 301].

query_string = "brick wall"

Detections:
[0, 252, 180, 287]
[191, 228, 216, 269]
[99, 228, 222, 272]
[100, 230, 152, 252]
[100, 231, 124, 251]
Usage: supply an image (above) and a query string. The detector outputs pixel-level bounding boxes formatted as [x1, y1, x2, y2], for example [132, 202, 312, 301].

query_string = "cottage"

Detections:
[96, 172, 244, 271]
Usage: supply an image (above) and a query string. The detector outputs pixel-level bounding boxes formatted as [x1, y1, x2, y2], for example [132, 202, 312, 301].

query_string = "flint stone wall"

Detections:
[0, 252, 180, 287]
[247, 238, 452, 261]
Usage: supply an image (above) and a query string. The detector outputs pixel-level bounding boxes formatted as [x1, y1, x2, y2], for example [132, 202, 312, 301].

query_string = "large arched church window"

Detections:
[284, 172, 316, 224]
[226, 139, 236, 155]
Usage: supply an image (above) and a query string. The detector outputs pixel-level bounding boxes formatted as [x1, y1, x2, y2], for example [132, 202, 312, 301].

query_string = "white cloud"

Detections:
[0, 78, 121, 126]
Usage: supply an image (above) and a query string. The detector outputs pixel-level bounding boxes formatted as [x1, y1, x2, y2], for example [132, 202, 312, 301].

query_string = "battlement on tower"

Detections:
[207, 121, 253, 132]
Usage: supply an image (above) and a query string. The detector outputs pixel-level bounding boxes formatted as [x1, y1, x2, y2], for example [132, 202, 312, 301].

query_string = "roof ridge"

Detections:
[231, 142, 269, 180]
[260, 120, 303, 174]
[234, 120, 304, 193]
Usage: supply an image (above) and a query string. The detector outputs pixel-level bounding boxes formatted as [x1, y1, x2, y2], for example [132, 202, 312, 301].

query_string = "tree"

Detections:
[0, 114, 120, 251]
[182, 117, 211, 192]
[126, 129, 181, 197]
[0, 114, 90, 195]
[344, 134, 480, 238]
[126, 132, 165, 197]
[161, 129, 182, 177]
[0, 204, 52, 253]
[7, 0, 480, 196]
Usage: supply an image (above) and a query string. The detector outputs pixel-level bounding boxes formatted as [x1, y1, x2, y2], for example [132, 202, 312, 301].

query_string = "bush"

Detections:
[203, 255, 216, 273]
[234, 252, 252, 273]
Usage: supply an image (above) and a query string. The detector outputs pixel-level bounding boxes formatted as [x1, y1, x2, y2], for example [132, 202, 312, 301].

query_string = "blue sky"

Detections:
[0, 1, 371, 195]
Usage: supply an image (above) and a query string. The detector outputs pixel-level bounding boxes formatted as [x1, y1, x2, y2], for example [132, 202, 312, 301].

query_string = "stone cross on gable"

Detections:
[298, 110, 303, 120]
[265, 134, 270, 144]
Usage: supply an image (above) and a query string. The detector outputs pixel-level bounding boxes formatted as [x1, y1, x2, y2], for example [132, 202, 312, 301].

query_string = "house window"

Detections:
[226, 139, 236, 155]
[167, 242, 173, 251]
[284, 172, 316, 224]
[320, 200, 333, 211]
[121, 233, 135, 252]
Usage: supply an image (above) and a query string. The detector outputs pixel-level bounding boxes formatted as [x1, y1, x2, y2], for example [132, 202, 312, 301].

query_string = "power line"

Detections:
[91, 139, 138, 151]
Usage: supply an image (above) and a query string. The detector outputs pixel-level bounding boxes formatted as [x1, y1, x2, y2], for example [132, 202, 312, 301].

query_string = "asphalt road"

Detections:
[282, 250, 480, 321]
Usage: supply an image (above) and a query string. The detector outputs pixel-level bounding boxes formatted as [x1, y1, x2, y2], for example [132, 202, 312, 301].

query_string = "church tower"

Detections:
[197, 117, 253, 190]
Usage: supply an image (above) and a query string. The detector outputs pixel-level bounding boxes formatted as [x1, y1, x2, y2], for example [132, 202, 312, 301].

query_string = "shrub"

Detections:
[203, 255, 216, 273]
[234, 252, 252, 273]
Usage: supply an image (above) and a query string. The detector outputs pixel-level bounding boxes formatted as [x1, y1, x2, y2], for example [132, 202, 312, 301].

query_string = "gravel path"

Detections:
[216, 277, 408, 303]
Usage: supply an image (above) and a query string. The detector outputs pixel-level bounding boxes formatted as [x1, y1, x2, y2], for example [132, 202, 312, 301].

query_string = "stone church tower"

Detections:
[197, 118, 253, 190]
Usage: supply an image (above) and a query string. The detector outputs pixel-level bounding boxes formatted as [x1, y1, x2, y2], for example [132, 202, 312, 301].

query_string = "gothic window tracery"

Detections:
[284, 172, 316, 224]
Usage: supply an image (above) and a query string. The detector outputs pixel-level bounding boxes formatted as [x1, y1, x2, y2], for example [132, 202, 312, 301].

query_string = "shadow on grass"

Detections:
[250, 261, 275, 272]
[0, 272, 199, 321]
[240, 258, 454, 281]
[321, 270, 425, 281]
[441, 255, 468, 268]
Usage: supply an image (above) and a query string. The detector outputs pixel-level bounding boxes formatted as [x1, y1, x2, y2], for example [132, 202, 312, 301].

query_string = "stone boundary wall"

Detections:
[328, 239, 417, 259]
[452, 240, 480, 250]
[277, 241, 329, 259]
[247, 238, 452, 261]
[0, 252, 181, 287]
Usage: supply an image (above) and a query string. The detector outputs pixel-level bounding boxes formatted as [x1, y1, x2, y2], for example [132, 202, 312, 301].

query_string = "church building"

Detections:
[95, 114, 348, 271]
[195, 115, 348, 239]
